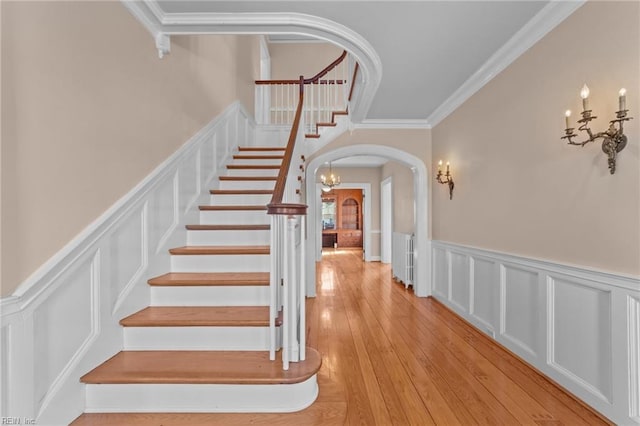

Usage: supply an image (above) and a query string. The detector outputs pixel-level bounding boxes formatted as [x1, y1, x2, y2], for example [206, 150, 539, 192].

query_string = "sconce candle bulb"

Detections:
[561, 83, 632, 174]
[580, 84, 590, 111]
[619, 88, 626, 111]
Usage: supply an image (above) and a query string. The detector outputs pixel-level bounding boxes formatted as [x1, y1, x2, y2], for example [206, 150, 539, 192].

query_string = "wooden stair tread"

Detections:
[227, 164, 281, 169]
[317, 122, 337, 127]
[198, 205, 267, 211]
[186, 224, 270, 231]
[120, 306, 279, 327]
[169, 246, 270, 255]
[219, 176, 277, 181]
[238, 147, 285, 152]
[148, 272, 269, 286]
[80, 348, 322, 385]
[210, 189, 273, 195]
[305, 134, 321, 139]
[233, 155, 284, 160]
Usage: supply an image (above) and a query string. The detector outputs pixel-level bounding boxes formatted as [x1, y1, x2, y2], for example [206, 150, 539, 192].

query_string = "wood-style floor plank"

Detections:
[73, 249, 611, 426]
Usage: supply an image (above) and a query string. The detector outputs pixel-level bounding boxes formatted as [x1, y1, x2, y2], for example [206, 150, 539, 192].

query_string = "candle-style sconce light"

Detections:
[562, 84, 632, 174]
[436, 160, 454, 200]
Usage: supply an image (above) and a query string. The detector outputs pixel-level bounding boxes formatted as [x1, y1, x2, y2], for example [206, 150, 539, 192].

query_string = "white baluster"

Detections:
[299, 214, 306, 361]
[269, 214, 277, 360]
[288, 216, 298, 363]
[282, 214, 290, 370]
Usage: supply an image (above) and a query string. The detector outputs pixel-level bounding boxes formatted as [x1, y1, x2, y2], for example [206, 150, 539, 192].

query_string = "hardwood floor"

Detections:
[73, 249, 611, 425]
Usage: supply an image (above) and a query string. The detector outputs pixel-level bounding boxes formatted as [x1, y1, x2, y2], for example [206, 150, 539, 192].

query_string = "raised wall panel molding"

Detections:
[431, 240, 640, 424]
[547, 274, 612, 404]
[628, 296, 640, 422]
[0, 101, 256, 424]
[111, 205, 148, 314]
[35, 250, 101, 417]
[426, 1, 586, 126]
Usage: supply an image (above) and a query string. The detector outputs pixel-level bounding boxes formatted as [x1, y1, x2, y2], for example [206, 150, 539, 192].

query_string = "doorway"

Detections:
[321, 188, 364, 250]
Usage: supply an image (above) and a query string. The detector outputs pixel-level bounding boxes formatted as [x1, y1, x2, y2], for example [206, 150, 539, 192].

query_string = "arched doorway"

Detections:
[305, 144, 430, 297]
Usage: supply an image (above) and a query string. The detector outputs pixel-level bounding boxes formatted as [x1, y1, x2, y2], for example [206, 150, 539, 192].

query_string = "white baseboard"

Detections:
[0, 102, 257, 425]
[431, 240, 640, 425]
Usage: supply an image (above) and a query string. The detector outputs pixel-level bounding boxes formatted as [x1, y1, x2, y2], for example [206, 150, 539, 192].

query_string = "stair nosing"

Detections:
[169, 246, 270, 255]
[148, 272, 270, 287]
[198, 205, 267, 211]
[186, 224, 270, 231]
[80, 349, 322, 385]
[120, 306, 281, 327]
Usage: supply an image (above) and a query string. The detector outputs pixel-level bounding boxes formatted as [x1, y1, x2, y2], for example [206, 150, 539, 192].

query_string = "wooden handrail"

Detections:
[267, 76, 307, 216]
[255, 79, 346, 85]
[348, 62, 360, 102]
[304, 50, 347, 84]
[255, 50, 348, 86]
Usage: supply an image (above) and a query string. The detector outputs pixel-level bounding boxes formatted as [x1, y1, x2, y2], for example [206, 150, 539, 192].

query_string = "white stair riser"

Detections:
[151, 286, 270, 306]
[199, 210, 269, 225]
[218, 180, 275, 190]
[123, 326, 278, 351]
[230, 158, 283, 166]
[85, 376, 318, 413]
[187, 230, 270, 245]
[171, 254, 270, 272]
[225, 169, 279, 177]
[209, 194, 272, 206]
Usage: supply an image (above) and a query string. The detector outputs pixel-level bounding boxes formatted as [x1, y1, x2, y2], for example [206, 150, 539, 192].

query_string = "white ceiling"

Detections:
[157, 1, 554, 121]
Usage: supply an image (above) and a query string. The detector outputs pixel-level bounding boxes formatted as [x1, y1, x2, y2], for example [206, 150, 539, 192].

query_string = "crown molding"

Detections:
[427, 0, 586, 127]
[354, 119, 431, 130]
[120, 1, 382, 123]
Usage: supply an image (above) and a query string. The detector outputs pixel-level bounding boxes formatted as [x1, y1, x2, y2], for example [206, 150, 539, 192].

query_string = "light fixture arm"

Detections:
[562, 85, 632, 174]
[562, 110, 632, 174]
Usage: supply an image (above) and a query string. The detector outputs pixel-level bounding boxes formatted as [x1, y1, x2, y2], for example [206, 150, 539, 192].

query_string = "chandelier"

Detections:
[321, 162, 341, 192]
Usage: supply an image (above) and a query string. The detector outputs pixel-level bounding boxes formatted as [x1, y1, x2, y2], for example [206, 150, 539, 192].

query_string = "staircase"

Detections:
[72, 147, 321, 422]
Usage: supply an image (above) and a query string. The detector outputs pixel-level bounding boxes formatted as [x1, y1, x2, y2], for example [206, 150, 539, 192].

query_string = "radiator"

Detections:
[392, 232, 414, 288]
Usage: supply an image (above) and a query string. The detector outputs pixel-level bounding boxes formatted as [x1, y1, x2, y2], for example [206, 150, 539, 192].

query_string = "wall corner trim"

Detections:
[426, 0, 586, 127]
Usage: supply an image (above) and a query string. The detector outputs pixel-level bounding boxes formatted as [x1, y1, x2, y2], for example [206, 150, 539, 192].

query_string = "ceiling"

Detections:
[156, 1, 563, 122]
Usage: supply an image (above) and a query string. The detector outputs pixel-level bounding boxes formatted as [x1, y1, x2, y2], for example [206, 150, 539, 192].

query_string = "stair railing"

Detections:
[256, 50, 354, 135]
[265, 53, 359, 370]
[267, 76, 307, 370]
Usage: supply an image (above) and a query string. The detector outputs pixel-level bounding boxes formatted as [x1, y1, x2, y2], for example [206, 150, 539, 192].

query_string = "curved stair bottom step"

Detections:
[85, 374, 319, 413]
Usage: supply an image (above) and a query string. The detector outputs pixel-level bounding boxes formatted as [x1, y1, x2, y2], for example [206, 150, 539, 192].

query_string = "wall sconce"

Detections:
[562, 84, 632, 174]
[436, 160, 454, 200]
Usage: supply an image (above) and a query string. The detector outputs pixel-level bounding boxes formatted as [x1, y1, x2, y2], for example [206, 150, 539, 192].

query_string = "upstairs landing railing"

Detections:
[256, 51, 358, 135]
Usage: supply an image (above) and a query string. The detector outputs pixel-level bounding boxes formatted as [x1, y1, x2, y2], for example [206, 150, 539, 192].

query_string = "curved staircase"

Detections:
[72, 147, 320, 423]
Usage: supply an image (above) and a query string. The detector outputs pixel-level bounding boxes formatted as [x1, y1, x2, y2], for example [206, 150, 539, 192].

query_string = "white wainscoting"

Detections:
[0, 102, 256, 425]
[431, 240, 640, 424]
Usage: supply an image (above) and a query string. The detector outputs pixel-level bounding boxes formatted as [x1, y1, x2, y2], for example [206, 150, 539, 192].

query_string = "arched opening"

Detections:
[305, 144, 430, 298]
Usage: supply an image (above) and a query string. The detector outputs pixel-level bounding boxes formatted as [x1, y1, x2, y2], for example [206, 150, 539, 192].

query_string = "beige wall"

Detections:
[432, 1, 640, 275]
[1, 1, 260, 295]
[269, 42, 344, 80]
[382, 161, 414, 234]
